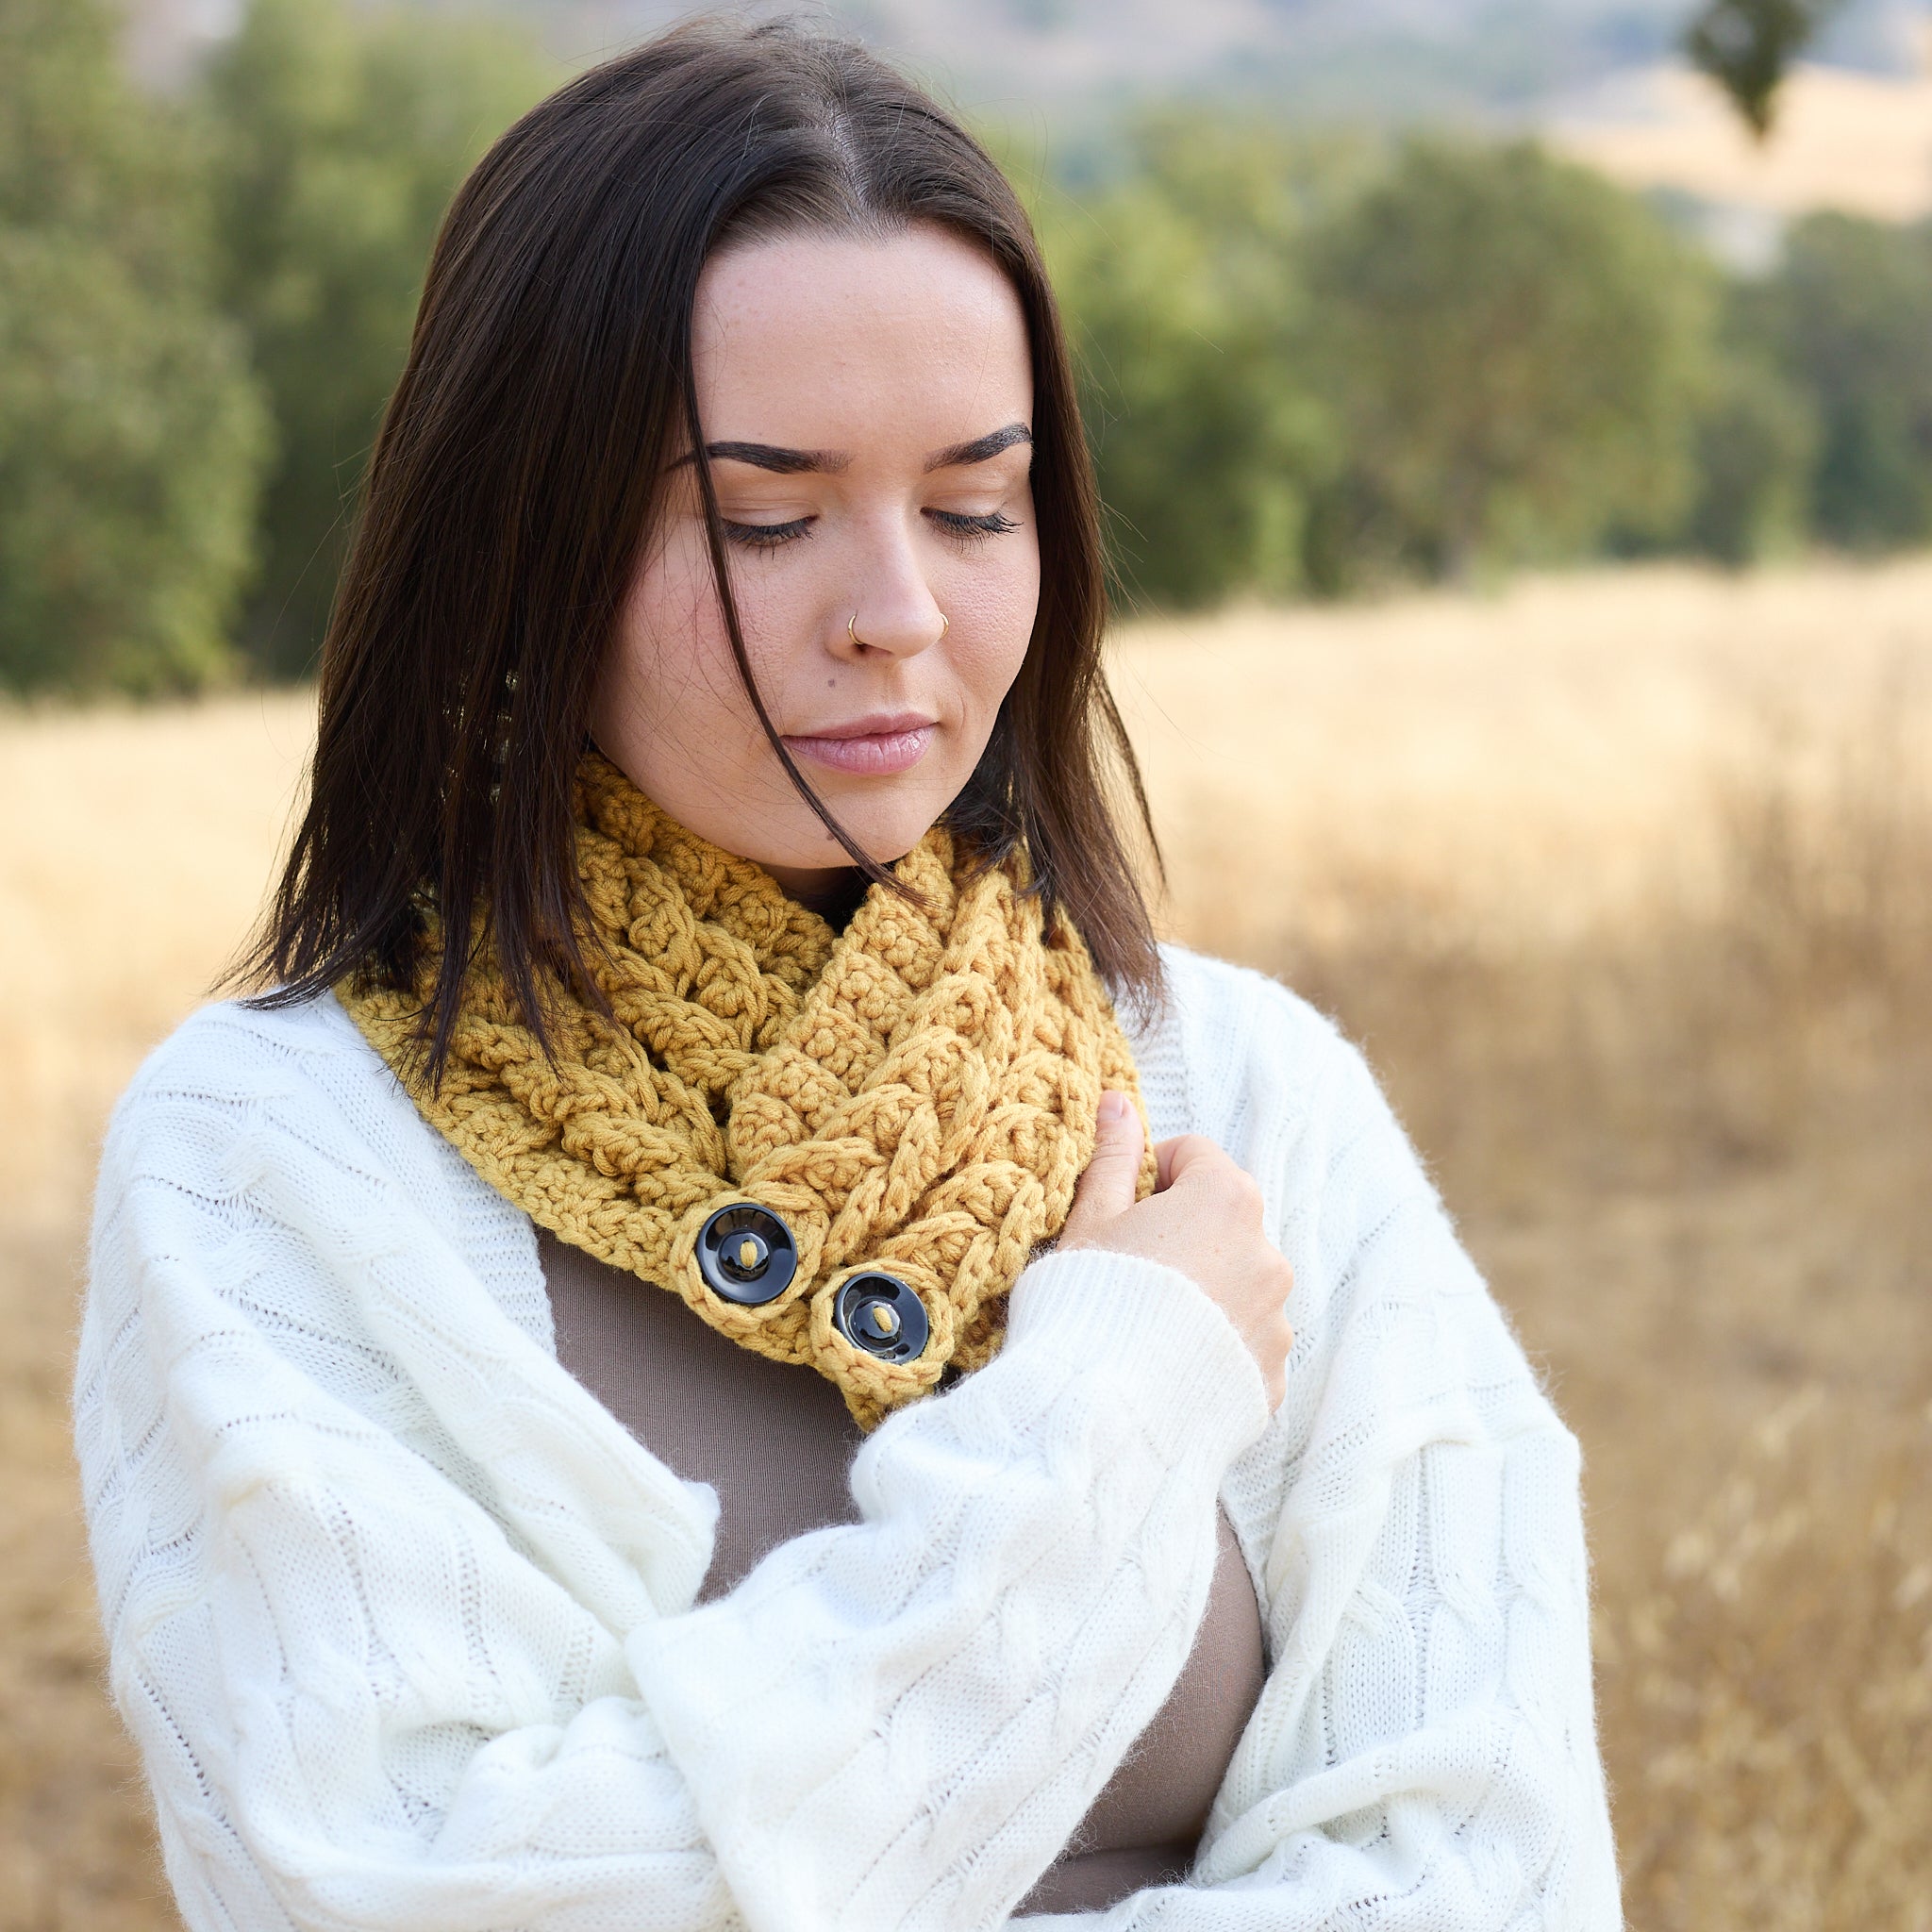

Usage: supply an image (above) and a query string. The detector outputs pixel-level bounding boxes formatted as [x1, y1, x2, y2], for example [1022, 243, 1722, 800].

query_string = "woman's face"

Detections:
[591, 222, 1041, 907]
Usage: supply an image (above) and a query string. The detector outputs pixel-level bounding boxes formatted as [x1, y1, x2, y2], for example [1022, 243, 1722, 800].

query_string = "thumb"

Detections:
[1062, 1091, 1145, 1246]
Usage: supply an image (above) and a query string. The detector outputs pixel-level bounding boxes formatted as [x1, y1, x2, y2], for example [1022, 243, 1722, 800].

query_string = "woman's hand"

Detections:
[1060, 1091, 1293, 1407]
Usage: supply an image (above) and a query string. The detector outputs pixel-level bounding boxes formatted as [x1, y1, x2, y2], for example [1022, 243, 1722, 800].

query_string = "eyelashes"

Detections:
[721, 508, 1020, 551]
[722, 516, 814, 551]
[933, 508, 1020, 540]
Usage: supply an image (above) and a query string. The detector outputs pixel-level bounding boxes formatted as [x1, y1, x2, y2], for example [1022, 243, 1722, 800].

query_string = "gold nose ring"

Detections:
[849, 611, 949, 649]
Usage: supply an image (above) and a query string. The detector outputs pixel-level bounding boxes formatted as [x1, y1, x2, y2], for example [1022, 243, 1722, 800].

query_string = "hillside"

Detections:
[1550, 37, 1932, 227]
[125, 0, 1932, 120]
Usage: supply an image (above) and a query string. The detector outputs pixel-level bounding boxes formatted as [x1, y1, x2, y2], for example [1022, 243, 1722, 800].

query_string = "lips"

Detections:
[782, 712, 937, 776]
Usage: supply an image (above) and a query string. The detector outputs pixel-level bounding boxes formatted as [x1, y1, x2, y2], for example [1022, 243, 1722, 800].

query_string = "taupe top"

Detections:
[541, 1231, 1266, 1917]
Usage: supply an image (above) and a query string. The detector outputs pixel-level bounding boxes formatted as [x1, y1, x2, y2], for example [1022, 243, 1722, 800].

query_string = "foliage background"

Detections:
[9, 0, 1932, 691]
[0, 0, 267, 695]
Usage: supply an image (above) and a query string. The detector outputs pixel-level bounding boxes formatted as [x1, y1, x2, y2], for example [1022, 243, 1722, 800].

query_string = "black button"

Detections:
[696, 1205, 798, 1307]
[833, 1273, 929, 1363]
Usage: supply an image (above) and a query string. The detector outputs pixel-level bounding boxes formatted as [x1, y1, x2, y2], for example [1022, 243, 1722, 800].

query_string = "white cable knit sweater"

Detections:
[75, 943, 1621, 1932]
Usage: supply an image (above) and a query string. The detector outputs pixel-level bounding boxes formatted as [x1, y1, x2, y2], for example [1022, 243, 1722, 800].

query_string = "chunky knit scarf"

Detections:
[341, 751, 1152, 1427]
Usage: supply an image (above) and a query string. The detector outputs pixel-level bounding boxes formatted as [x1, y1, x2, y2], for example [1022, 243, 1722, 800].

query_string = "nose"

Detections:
[839, 530, 947, 661]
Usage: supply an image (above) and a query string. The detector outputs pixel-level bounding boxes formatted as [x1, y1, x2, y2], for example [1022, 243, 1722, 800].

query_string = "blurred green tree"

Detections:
[1740, 212, 1932, 549]
[1038, 117, 1340, 609]
[1685, 0, 1845, 140]
[1680, 339, 1818, 567]
[0, 0, 267, 696]
[1304, 138, 1715, 585]
[203, 0, 549, 677]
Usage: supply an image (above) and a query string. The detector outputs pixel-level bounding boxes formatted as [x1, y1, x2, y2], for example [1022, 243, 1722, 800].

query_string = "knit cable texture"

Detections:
[75, 947, 1624, 1932]
[339, 751, 1152, 1428]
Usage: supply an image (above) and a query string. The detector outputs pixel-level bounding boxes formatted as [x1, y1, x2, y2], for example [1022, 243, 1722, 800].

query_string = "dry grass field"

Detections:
[4, 557, 1930, 1931]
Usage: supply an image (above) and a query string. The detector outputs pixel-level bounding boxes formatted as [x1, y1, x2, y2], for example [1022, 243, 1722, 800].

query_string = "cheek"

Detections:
[594, 527, 788, 829]
[953, 536, 1041, 711]
[952, 620, 1032, 721]
[607, 532, 747, 733]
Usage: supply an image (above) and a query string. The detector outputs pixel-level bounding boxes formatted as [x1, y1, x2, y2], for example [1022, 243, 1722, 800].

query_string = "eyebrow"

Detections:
[924, 423, 1033, 471]
[680, 423, 1032, 476]
[689, 441, 848, 475]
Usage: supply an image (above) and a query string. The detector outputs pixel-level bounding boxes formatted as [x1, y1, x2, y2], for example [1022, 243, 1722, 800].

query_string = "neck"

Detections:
[765, 861, 869, 924]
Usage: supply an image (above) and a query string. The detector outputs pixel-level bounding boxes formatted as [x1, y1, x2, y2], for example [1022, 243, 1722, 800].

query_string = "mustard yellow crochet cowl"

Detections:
[341, 750, 1153, 1427]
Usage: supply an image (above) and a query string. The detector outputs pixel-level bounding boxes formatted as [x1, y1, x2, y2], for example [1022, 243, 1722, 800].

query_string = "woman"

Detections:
[75, 21, 1620, 1931]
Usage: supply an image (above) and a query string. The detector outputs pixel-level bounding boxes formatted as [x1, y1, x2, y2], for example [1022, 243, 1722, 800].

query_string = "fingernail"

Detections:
[1097, 1091, 1130, 1124]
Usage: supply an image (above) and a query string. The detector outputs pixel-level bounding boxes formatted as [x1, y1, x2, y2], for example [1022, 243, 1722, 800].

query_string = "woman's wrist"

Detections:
[1006, 1246, 1273, 1471]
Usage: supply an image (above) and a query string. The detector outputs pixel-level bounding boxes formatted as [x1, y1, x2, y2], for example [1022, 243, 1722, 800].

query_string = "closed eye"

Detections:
[722, 508, 1019, 549]
[722, 516, 814, 550]
[929, 508, 1019, 541]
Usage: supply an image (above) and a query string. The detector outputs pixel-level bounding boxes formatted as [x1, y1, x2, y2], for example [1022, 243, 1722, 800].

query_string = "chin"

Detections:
[799, 783, 954, 870]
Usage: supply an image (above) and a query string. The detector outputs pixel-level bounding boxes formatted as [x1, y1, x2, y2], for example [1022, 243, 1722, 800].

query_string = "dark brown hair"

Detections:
[241, 16, 1162, 1068]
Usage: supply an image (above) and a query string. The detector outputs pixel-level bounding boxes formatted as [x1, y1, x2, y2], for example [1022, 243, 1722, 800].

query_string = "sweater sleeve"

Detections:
[1023, 970, 1623, 1931]
[74, 1007, 1271, 1932]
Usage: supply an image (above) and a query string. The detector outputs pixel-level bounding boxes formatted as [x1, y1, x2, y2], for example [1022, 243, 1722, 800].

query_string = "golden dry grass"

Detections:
[0, 693, 315, 1931]
[4, 557, 1930, 1929]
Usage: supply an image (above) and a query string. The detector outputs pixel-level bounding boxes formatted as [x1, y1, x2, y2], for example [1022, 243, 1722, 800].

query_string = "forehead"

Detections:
[691, 225, 1033, 448]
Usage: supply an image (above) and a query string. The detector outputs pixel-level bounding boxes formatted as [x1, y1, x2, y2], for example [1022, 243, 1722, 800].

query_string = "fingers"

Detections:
[1062, 1091, 1146, 1245]
[1065, 1119, 1293, 1405]
[1154, 1133, 1233, 1192]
